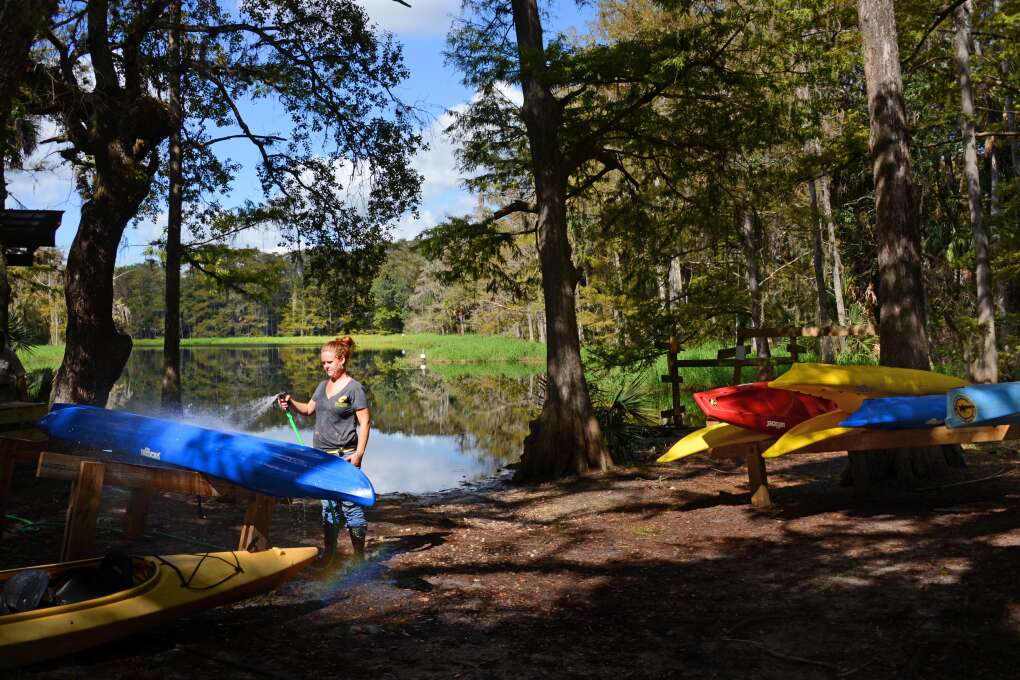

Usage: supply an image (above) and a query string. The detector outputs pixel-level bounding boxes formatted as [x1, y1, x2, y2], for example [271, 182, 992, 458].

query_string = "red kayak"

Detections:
[693, 382, 837, 434]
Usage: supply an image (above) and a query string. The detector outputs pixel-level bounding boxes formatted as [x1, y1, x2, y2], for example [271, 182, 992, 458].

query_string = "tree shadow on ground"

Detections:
[9, 454, 1020, 679]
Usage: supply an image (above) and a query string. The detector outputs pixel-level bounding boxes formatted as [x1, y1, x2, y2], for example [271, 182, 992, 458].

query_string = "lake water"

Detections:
[108, 346, 542, 495]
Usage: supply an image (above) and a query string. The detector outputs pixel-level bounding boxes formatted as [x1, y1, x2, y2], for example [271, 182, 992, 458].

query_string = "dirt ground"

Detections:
[5, 436, 1020, 679]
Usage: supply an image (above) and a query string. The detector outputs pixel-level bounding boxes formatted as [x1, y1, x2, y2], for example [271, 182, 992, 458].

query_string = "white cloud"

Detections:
[358, 0, 461, 36]
[392, 207, 437, 240]
[494, 81, 523, 107]
[415, 106, 466, 202]
[5, 119, 77, 210]
[5, 164, 77, 213]
[121, 211, 169, 262]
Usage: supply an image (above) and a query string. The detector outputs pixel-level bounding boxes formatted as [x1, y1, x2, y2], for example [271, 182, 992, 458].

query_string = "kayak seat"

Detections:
[53, 551, 137, 605]
[1, 569, 50, 613]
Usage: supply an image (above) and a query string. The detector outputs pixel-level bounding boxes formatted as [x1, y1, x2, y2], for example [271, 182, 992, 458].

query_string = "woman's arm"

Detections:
[345, 408, 371, 468]
[279, 393, 316, 417]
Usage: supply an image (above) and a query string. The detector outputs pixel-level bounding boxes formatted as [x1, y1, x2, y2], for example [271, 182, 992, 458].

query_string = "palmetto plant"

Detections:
[590, 377, 659, 463]
[532, 371, 659, 463]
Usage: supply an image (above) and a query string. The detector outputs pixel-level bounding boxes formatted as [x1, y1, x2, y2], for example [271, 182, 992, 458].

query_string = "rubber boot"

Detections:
[322, 522, 339, 561]
[348, 526, 367, 561]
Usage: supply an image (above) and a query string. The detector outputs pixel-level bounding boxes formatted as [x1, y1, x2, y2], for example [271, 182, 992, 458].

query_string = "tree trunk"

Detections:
[859, 0, 930, 370]
[511, 0, 610, 481]
[993, 1, 1019, 175]
[0, 1, 54, 205]
[0, 1, 55, 337]
[808, 179, 834, 362]
[989, 0, 1019, 332]
[854, 0, 962, 488]
[819, 176, 847, 328]
[52, 189, 139, 406]
[738, 206, 770, 359]
[48, 269, 60, 344]
[954, 0, 997, 383]
[42, 2, 173, 405]
[161, 0, 184, 414]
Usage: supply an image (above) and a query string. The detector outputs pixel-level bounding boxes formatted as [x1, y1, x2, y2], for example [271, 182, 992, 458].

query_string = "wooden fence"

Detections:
[658, 325, 876, 425]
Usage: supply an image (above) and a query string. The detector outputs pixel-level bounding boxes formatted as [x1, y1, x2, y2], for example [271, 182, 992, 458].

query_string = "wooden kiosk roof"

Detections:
[0, 210, 63, 266]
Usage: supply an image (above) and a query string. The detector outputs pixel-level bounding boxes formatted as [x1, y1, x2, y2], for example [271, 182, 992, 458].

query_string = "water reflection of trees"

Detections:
[111, 347, 540, 465]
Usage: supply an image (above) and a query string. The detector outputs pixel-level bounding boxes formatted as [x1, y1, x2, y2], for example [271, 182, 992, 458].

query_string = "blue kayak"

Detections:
[37, 404, 375, 506]
[946, 383, 1020, 429]
[839, 394, 946, 429]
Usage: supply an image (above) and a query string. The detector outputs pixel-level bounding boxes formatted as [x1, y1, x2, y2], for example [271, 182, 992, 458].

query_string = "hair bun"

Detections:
[338, 335, 354, 349]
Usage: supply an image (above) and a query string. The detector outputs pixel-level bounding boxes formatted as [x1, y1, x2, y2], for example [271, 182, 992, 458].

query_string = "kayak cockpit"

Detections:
[0, 553, 157, 619]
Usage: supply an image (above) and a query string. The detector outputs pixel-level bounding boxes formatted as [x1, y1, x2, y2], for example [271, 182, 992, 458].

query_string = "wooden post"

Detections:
[847, 451, 872, 497]
[0, 454, 14, 539]
[38, 451, 266, 553]
[124, 488, 154, 540]
[660, 335, 685, 426]
[745, 448, 772, 508]
[788, 336, 801, 363]
[667, 336, 683, 425]
[61, 461, 106, 561]
[238, 494, 275, 552]
[732, 343, 746, 385]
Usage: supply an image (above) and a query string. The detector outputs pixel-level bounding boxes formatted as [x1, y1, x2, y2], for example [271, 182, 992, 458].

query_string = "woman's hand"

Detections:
[343, 451, 364, 468]
[277, 393, 291, 411]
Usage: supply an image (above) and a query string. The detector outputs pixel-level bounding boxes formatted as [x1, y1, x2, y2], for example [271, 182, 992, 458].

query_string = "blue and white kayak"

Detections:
[945, 383, 1020, 429]
[839, 394, 946, 430]
[37, 404, 375, 506]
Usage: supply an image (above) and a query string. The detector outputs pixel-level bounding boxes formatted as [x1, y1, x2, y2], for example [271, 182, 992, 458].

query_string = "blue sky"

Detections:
[5, 0, 597, 266]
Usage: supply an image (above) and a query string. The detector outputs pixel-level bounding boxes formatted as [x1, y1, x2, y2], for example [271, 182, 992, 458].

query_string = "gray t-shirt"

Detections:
[312, 378, 368, 450]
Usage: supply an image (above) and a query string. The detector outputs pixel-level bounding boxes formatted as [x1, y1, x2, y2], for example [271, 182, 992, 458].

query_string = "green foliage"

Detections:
[25, 368, 53, 403]
[371, 242, 425, 332]
[112, 262, 166, 339]
[589, 376, 659, 463]
[17, 0, 1020, 393]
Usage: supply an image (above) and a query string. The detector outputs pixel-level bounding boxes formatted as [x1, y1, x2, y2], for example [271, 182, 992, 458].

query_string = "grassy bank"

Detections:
[16, 344, 65, 372]
[22, 334, 547, 370]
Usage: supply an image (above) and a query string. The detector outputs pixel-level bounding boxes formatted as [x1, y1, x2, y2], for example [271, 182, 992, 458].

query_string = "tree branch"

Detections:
[86, 0, 120, 94]
[491, 199, 537, 220]
[205, 72, 296, 200]
[192, 133, 286, 148]
[904, 0, 969, 69]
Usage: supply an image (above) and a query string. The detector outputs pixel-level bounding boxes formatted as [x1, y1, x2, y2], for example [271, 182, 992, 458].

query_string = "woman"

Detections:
[278, 336, 371, 560]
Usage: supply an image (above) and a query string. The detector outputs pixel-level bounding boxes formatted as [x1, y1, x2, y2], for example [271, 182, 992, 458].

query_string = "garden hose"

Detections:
[285, 410, 305, 446]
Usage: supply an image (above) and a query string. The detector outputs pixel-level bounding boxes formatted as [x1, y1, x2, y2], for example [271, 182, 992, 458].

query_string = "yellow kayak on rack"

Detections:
[0, 546, 317, 668]
[769, 363, 968, 412]
[658, 422, 775, 463]
[762, 411, 855, 458]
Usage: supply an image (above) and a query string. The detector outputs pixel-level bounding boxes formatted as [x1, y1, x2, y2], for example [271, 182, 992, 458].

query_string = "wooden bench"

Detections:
[0, 404, 53, 537]
[2, 434, 278, 558]
[35, 451, 277, 560]
[0, 404, 282, 560]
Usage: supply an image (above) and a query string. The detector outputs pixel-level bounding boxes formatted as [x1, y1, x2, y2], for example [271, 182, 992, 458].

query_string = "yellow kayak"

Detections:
[657, 422, 775, 463]
[769, 363, 968, 412]
[0, 546, 317, 667]
[761, 411, 855, 458]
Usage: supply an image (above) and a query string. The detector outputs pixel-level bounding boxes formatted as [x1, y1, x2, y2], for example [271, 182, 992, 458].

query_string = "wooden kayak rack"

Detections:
[0, 414, 279, 561]
[707, 422, 1020, 508]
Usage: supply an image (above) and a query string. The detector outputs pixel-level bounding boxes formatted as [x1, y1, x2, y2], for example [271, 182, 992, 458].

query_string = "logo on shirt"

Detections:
[336, 395, 350, 407]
